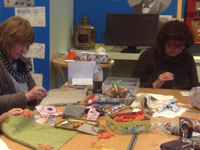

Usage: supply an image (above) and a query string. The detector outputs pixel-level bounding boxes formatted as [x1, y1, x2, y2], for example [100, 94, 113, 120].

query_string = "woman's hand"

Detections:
[153, 72, 174, 89]
[7, 108, 23, 116]
[0, 108, 23, 125]
[25, 86, 47, 102]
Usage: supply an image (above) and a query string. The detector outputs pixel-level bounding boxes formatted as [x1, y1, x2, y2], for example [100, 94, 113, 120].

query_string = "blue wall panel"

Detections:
[0, 0, 50, 91]
[74, 0, 186, 44]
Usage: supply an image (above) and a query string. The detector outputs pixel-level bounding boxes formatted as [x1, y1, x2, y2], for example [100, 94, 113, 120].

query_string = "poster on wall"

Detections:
[4, 0, 34, 7]
[127, 0, 172, 14]
[24, 43, 45, 59]
[31, 73, 43, 87]
[15, 7, 46, 27]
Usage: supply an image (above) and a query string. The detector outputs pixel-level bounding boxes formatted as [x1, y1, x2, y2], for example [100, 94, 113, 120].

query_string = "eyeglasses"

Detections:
[167, 43, 185, 50]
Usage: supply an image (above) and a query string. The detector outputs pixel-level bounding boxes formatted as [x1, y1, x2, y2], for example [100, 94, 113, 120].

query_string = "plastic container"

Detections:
[102, 77, 140, 105]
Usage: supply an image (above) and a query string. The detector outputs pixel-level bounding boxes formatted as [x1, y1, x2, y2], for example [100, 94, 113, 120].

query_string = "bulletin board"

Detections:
[0, 0, 50, 90]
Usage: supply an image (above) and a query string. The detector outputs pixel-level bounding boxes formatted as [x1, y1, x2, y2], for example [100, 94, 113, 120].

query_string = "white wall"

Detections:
[50, 0, 74, 89]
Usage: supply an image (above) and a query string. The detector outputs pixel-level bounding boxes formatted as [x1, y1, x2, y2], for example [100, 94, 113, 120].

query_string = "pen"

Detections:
[186, 111, 200, 113]
[93, 101, 120, 105]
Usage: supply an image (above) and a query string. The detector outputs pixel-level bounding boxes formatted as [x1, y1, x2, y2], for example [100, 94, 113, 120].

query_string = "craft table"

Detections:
[51, 57, 115, 88]
[52, 57, 115, 68]
[1, 88, 200, 150]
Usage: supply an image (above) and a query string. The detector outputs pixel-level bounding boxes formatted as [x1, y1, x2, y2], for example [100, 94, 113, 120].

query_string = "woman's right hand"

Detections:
[25, 86, 47, 102]
[7, 108, 23, 116]
[0, 108, 23, 125]
[152, 72, 174, 89]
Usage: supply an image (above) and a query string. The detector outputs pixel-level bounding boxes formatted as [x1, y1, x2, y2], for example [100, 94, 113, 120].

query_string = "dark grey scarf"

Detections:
[0, 52, 29, 83]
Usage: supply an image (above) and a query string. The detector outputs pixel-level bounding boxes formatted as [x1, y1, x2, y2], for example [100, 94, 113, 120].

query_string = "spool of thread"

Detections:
[165, 122, 180, 135]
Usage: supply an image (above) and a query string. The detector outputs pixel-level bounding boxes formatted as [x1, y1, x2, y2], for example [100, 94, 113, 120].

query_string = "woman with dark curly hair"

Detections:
[131, 20, 199, 90]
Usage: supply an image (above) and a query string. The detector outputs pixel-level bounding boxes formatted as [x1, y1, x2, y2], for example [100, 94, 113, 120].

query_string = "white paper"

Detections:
[15, 7, 46, 27]
[4, 0, 34, 7]
[68, 61, 96, 81]
[26, 57, 34, 73]
[132, 108, 142, 112]
[152, 107, 187, 118]
[72, 78, 93, 86]
[24, 43, 45, 59]
[180, 91, 190, 97]
[31, 73, 43, 86]
[0, 139, 10, 150]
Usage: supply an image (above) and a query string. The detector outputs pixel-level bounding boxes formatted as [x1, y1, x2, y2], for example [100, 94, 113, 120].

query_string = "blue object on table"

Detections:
[93, 101, 120, 105]
[168, 103, 179, 112]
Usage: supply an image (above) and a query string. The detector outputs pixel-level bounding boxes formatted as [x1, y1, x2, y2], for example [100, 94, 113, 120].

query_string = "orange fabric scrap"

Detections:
[20, 109, 32, 117]
[113, 109, 146, 122]
[91, 141, 106, 149]
[97, 132, 115, 139]
[38, 144, 55, 150]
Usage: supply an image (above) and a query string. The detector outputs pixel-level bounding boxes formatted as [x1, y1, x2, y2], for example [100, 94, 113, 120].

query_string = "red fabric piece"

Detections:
[84, 95, 99, 105]
[37, 144, 55, 150]
[97, 132, 115, 139]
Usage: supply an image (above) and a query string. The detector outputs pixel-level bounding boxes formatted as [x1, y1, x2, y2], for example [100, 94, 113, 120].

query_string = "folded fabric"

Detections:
[131, 93, 177, 112]
[1, 110, 78, 150]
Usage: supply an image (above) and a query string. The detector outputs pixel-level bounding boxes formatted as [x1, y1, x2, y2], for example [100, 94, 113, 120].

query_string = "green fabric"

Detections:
[1, 111, 78, 150]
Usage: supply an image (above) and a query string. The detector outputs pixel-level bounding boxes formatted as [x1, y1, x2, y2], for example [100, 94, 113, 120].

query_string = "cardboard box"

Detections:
[106, 112, 151, 135]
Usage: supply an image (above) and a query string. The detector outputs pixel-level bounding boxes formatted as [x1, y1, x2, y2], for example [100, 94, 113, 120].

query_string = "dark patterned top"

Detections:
[131, 47, 199, 90]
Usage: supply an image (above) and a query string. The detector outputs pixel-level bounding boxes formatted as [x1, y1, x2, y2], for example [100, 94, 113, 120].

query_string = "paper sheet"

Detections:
[68, 61, 96, 81]
[0, 139, 10, 150]
[180, 91, 190, 97]
[24, 43, 45, 59]
[152, 107, 187, 118]
[4, 0, 34, 7]
[39, 87, 88, 106]
[15, 7, 46, 27]
[31, 73, 43, 87]
[72, 78, 93, 86]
